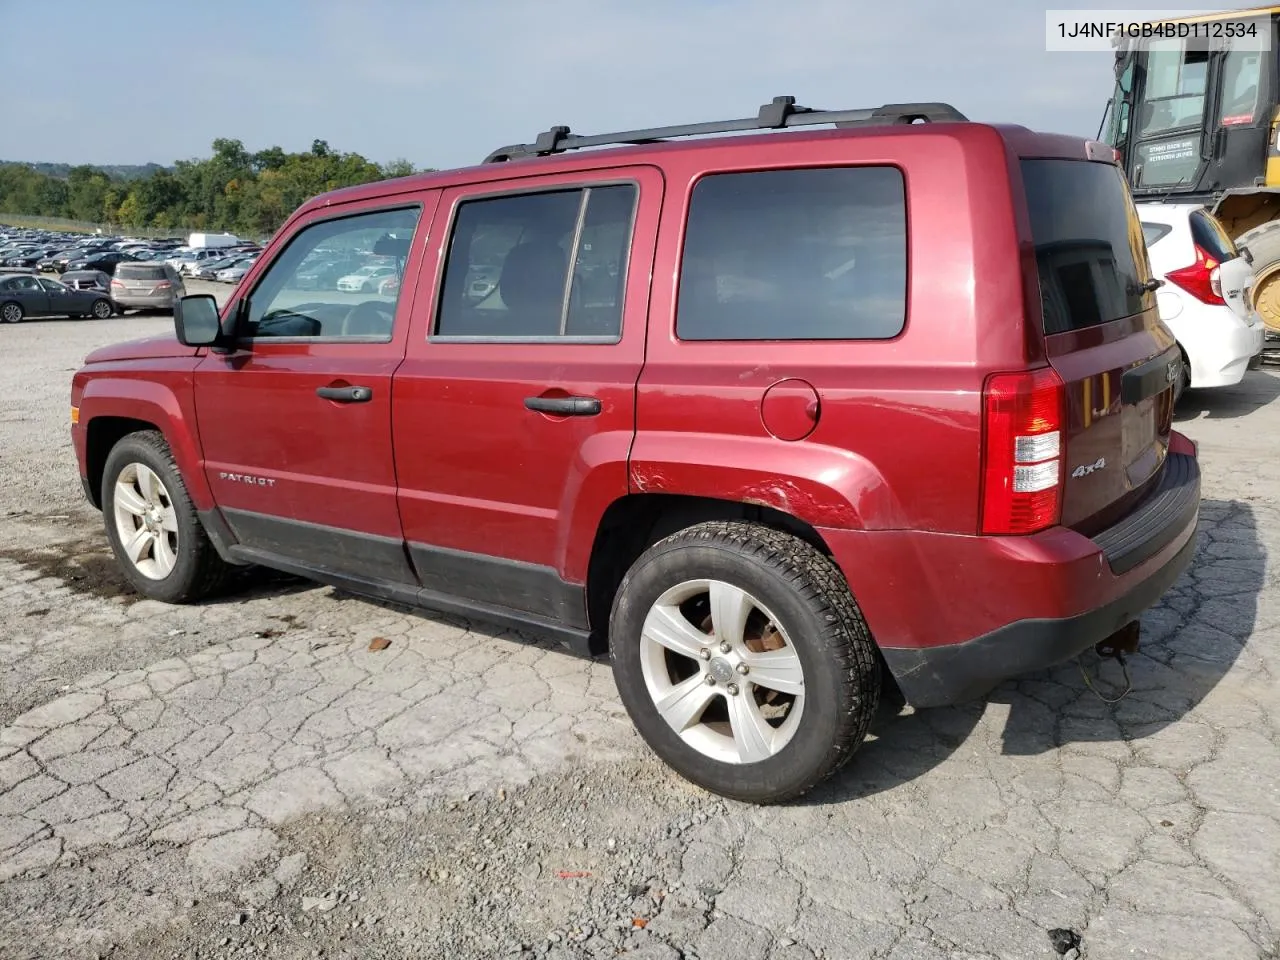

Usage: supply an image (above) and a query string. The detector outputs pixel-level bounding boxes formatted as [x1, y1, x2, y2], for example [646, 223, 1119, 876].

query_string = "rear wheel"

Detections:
[609, 521, 880, 803]
[1, 302, 22, 323]
[91, 298, 113, 319]
[102, 430, 233, 603]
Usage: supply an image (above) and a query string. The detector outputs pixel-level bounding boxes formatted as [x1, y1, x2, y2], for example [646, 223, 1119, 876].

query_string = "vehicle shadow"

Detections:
[804, 497, 1262, 804]
[1175, 368, 1280, 421]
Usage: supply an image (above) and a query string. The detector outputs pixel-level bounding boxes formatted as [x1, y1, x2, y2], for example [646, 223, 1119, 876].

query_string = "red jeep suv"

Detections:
[70, 98, 1200, 803]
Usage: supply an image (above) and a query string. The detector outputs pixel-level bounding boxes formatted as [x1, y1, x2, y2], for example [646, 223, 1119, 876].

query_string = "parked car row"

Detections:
[0, 227, 262, 320]
[0, 227, 261, 282]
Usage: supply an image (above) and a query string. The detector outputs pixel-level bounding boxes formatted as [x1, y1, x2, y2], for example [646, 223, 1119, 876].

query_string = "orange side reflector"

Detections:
[70, 407, 79, 424]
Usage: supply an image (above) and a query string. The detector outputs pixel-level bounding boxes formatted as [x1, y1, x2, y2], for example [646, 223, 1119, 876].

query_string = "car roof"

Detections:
[289, 102, 1088, 221]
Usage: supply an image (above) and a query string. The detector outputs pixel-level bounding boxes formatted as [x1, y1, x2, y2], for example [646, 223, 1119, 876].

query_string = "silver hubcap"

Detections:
[112, 463, 179, 580]
[94, 301, 111, 318]
[2, 304, 19, 322]
[640, 579, 805, 765]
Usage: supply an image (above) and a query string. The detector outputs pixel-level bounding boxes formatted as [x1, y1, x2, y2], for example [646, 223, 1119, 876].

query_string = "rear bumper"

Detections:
[820, 443, 1200, 708]
[1185, 311, 1265, 388]
[112, 294, 176, 308]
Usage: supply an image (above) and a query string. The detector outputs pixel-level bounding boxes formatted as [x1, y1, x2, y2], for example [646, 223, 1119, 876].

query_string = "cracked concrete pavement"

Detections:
[1, 294, 1279, 959]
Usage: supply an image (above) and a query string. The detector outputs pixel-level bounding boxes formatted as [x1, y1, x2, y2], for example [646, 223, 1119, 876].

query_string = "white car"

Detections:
[336, 264, 396, 292]
[1138, 202, 1264, 395]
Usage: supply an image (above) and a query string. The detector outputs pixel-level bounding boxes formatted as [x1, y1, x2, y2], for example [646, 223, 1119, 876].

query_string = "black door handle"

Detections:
[524, 395, 601, 416]
[317, 385, 373, 403]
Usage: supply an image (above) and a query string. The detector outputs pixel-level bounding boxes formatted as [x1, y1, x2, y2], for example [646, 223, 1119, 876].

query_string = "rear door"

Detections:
[392, 167, 660, 623]
[1021, 157, 1179, 532]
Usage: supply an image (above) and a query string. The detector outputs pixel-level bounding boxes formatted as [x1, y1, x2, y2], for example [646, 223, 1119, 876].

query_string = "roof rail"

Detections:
[482, 95, 967, 163]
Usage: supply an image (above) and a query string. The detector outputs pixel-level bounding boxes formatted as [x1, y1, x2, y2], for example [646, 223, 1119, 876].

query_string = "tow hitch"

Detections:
[1078, 621, 1139, 703]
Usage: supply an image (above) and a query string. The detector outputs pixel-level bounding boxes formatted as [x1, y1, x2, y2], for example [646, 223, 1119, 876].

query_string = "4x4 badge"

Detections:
[1166, 360, 1181, 383]
[1071, 457, 1106, 479]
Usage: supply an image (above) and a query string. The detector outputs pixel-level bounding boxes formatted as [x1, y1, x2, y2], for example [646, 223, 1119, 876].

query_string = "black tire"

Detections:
[609, 520, 880, 804]
[1, 301, 23, 323]
[91, 298, 113, 319]
[1174, 345, 1190, 404]
[101, 430, 233, 603]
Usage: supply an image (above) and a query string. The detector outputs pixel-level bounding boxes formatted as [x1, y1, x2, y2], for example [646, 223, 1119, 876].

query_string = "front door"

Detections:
[393, 167, 662, 626]
[193, 194, 438, 583]
[39, 277, 84, 314]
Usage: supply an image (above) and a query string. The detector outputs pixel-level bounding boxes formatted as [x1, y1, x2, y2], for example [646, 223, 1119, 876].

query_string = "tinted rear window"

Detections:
[1189, 209, 1238, 261]
[675, 166, 907, 341]
[116, 264, 168, 280]
[1141, 222, 1173, 247]
[1022, 159, 1152, 335]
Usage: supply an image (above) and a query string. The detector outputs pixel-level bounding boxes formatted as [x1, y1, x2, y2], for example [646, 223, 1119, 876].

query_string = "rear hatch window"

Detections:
[1021, 159, 1151, 335]
[1020, 158, 1176, 533]
[116, 264, 169, 281]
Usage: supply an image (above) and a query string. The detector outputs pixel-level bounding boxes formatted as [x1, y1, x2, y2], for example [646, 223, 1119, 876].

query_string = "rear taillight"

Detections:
[155, 281, 171, 289]
[980, 367, 1066, 536]
[110, 279, 123, 288]
[1165, 243, 1225, 305]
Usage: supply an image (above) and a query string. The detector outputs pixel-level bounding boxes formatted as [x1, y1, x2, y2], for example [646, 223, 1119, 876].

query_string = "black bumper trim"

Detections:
[880, 507, 1198, 709]
[1093, 452, 1199, 575]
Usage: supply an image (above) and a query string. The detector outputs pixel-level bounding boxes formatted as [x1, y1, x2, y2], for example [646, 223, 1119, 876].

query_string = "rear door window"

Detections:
[1021, 159, 1154, 335]
[1189, 209, 1238, 261]
[675, 166, 907, 341]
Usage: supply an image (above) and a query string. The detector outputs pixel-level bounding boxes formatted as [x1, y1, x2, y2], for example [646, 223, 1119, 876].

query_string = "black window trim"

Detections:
[672, 162, 911, 344]
[233, 201, 424, 345]
[428, 175, 641, 345]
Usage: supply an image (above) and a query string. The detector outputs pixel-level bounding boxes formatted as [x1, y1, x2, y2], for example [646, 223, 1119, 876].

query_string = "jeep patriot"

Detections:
[70, 97, 1201, 802]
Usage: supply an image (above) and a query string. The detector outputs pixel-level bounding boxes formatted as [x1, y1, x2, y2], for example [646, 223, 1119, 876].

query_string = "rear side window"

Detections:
[1141, 222, 1173, 247]
[435, 183, 638, 341]
[116, 264, 168, 281]
[1189, 209, 1238, 261]
[1021, 159, 1153, 335]
[675, 166, 907, 341]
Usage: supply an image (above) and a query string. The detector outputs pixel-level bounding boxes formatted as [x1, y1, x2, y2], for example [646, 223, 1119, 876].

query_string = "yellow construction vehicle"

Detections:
[1100, 5, 1280, 338]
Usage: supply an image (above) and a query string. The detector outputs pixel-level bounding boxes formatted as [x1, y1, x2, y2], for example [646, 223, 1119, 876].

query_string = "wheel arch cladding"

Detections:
[81, 379, 210, 510]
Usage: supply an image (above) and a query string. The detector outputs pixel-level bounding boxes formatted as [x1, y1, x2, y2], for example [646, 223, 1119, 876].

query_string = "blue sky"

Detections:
[0, 0, 1153, 170]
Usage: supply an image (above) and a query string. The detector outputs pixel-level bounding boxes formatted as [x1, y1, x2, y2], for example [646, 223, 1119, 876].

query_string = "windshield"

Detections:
[1137, 37, 1208, 138]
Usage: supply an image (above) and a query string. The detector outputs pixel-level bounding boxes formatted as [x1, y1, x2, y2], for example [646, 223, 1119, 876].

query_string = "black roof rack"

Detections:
[482, 95, 967, 163]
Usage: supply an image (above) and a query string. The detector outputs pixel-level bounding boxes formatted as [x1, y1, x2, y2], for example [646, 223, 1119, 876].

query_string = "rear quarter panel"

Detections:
[633, 124, 1034, 535]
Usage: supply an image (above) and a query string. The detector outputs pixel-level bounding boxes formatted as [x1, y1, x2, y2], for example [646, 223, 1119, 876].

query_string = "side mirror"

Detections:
[173, 294, 222, 346]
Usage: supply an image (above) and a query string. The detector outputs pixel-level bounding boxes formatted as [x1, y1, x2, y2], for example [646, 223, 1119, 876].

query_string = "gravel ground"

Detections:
[1, 284, 1279, 960]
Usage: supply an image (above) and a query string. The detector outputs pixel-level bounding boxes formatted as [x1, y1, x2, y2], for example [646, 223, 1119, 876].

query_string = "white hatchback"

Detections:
[1137, 202, 1264, 395]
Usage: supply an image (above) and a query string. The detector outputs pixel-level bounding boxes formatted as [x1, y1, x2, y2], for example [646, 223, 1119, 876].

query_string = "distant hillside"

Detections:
[0, 160, 170, 180]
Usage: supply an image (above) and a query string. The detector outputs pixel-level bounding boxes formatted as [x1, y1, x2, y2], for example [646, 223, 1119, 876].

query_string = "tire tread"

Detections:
[610, 519, 880, 803]
[105, 430, 233, 602]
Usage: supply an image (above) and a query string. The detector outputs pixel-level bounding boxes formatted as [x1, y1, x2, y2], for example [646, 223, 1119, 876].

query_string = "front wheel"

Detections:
[609, 521, 880, 803]
[1, 301, 22, 323]
[102, 430, 233, 603]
